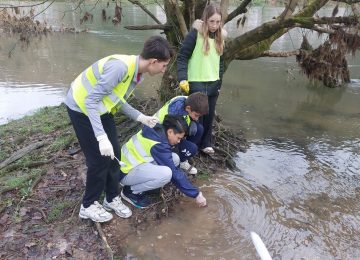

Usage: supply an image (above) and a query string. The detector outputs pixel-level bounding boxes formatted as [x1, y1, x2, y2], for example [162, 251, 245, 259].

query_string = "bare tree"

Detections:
[120, 0, 360, 96]
[2, 0, 360, 93]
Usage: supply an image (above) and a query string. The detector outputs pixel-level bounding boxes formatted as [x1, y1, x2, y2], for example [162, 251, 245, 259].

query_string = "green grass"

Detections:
[0, 104, 70, 138]
[1, 168, 42, 190]
[48, 134, 76, 152]
[47, 200, 73, 222]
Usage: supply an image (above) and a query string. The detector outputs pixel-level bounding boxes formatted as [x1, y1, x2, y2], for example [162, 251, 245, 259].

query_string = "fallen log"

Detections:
[0, 141, 47, 170]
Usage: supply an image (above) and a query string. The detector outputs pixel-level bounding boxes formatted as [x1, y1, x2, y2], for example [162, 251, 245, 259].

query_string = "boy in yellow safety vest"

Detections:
[119, 115, 207, 209]
[153, 92, 209, 174]
[65, 36, 174, 223]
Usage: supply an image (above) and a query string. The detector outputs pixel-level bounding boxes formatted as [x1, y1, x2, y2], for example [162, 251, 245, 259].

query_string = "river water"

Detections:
[1, 1, 359, 259]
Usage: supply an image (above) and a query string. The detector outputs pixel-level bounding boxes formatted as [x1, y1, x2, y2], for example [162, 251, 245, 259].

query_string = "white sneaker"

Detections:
[201, 147, 215, 155]
[103, 196, 132, 218]
[180, 160, 198, 175]
[79, 201, 113, 222]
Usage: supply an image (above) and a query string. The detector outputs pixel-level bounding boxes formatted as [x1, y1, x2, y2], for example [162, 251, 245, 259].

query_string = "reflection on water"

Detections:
[0, 82, 65, 124]
[126, 138, 360, 259]
[1, 2, 360, 259]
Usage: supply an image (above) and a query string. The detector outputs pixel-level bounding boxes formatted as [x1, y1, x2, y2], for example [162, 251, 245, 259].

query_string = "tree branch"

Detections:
[0, 0, 50, 8]
[32, 0, 56, 19]
[220, 0, 230, 22]
[260, 50, 300, 57]
[337, 0, 360, 4]
[170, 0, 188, 37]
[279, 0, 300, 20]
[225, 0, 252, 23]
[352, 3, 360, 19]
[185, 0, 196, 28]
[127, 0, 162, 25]
[124, 24, 171, 30]
[224, 15, 358, 61]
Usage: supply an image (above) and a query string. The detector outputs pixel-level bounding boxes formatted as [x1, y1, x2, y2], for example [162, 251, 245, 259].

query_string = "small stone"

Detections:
[157, 235, 163, 239]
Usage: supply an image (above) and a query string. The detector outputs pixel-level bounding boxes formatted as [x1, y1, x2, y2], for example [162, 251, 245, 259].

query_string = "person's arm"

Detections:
[177, 29, 198, 82]
[85, 59, 128, 137]
[151, 144, 199, 198]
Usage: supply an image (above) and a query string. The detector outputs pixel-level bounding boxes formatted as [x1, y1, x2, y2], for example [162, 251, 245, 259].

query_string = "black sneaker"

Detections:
[121, 186, 151, 209]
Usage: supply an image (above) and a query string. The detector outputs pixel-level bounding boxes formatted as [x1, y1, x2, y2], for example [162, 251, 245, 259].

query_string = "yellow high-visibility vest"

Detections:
[72, 55, 137, 115]
[120, 130, 160, 173]
[154, 96, 191, 125]
[188, 33, 220, 82]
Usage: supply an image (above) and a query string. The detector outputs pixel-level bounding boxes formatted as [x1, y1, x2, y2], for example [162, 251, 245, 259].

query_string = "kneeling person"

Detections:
[154, 92, 209, 175]
[119, 115, 207, 208]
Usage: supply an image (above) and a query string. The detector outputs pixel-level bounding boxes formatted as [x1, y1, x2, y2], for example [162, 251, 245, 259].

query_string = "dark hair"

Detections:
[163, 114, 188, 135]
[140, 36, 174, 61]
[185, 92, 209, 115]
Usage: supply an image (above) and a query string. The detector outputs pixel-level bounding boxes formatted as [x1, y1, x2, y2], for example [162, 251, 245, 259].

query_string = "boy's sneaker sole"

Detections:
[121, 191, 149, 209]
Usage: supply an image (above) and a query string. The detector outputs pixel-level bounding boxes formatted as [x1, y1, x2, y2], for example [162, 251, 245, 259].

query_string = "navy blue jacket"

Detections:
[168, 97, 188, 117]
[141, 124, 199, 198]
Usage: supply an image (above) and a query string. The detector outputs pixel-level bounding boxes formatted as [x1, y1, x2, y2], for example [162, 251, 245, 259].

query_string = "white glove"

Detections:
[195, 192, 207, 207]
[96, 134, 114, 159]
[137, 114, 159, 128]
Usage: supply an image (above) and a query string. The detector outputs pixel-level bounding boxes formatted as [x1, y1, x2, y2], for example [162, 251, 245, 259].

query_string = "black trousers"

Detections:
[67, 107, 120, 208]
[189, 80, 221, 149]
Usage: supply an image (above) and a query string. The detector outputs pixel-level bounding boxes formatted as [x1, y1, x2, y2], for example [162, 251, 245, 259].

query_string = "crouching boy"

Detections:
[119, 115, 207, 208]
[154, 92, 208, 174]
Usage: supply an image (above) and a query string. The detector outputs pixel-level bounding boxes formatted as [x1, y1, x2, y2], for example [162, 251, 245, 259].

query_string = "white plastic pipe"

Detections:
[250, 232, 272, 260]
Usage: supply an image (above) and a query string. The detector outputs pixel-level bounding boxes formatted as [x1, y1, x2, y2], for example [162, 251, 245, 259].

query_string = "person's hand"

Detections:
[137, 114, 159, 128]
[195, 192, 207, 207]
[188, 121, 197, 136]
[97, 134, 114, 159]
[179, 80, 189, 94]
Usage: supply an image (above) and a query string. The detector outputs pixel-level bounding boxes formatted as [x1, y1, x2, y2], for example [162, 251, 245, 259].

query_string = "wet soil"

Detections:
[0, 100, 247, 259]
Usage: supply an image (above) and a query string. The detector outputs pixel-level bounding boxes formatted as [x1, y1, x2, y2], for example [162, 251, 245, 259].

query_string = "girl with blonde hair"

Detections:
[177, 4, 227, 155]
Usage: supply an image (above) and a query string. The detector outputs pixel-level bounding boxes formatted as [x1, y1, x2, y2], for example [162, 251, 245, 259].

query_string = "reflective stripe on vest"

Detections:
[188, 33, 221, 82]
[154, 96, 191, 125]
[72, 55, 137, 115]
[120, 130, 160, 173]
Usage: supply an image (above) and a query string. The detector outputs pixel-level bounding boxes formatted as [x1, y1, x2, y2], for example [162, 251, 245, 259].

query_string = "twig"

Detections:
[32, 207, 48, 223]
[32, 0, 56, 19]
[70, 193, 84, 220]
[127, 0, 162, 25]
[0, 0, 50, 8]
[95, 222, 114, 260]
[30, 169, 48, 192]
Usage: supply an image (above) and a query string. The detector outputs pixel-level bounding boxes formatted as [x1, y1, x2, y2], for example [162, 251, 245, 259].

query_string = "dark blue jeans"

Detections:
[189, 80, 221, 149]
[178, 122, 203, 162]
[67, 107, 120, 207]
